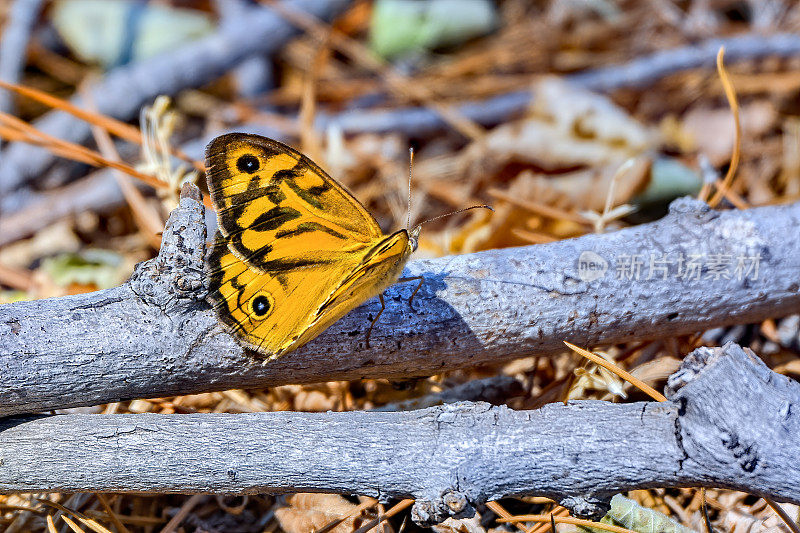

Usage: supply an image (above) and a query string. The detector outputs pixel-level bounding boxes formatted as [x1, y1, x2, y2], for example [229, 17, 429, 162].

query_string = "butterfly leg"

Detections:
[398, 276, 424, 306]
[365, 294, 386, 349]
[365, 278, 423, 348]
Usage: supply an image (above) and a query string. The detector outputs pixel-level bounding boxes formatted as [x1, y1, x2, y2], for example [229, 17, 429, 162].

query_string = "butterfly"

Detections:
[204, 133, 425, 359]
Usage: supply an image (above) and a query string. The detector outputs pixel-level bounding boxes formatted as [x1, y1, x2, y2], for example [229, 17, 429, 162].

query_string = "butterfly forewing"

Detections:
[206, 133, 382, 270]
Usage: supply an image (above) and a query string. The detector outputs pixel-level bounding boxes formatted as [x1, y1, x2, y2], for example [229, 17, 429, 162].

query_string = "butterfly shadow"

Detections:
[266, 270, 486, 381]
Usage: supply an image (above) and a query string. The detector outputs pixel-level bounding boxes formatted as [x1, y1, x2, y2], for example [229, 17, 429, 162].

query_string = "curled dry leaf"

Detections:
[537, 159, 651, 213]
[293, 389, 339, 412]
[716, 492, 799, 533]
[275, 494, 366, 533]
[451, 169, 590, 252]
[677, 101, 777, 166]
[462, 77, 659, 175]
[449, 78, 658, 252]
[266, 384, 345, 412]
[629, 357, 684, 385]
[576, 494, 696, 533]
[432, 513, 487, 533]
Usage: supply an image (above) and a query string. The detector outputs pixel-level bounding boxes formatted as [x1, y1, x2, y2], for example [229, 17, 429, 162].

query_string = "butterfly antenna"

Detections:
[406, 147, 414, 230]
[416, 204, 493, 228]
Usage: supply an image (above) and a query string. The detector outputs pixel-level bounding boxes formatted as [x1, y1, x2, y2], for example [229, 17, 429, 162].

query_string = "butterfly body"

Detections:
[205, 133, 418, 357]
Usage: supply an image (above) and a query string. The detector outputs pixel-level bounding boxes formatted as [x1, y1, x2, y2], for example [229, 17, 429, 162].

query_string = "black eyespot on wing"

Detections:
[252, 294, 271, 317]
[237, 154, 260, 174]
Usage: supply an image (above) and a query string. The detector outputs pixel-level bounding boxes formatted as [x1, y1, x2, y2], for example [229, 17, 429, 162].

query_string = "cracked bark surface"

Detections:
[1, 184, 799, 416]
[0, 343, 797, 525]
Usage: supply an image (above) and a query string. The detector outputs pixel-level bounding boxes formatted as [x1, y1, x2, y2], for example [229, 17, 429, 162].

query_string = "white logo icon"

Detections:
[577, 251, 608, 282]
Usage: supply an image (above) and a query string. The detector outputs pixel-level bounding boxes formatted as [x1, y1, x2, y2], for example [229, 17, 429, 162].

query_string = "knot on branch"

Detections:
[129, 185, 208, 309]
[665, 345, 720, 395]
[665, 342, 759, 397]
[559, 495, 611, 520]
[667, 196, 717, 220]
[411, 489, 475, 526]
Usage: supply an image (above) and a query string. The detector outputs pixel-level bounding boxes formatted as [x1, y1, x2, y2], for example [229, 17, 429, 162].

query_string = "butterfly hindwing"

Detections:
[206, 237, 373, 355]
[287, 229, 412, 352]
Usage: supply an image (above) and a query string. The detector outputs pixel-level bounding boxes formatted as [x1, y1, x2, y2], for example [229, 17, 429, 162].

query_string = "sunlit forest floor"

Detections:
[1, 1, 799, 531]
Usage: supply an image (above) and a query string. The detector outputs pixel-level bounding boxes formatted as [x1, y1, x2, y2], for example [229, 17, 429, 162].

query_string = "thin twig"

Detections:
[0, 168, 133, 248]
[708, 48, 742, 208]
[159, 495, 207, 533]
[0, 263, 35, 292]
[486, 501, 533, 533]
[488, 188, 593, 225]
[498, 514, 638, 533]
[0, 79, 203, 171]
[263, 0, 486, 142]
[317, 32, 800, 136]
[94, 495, 131, 533]
[0, 111, 164, 188]
[315, 499, 376, 533]
[90, 125, 163, 249]
[764, 498, 800, 533]
[352, 499, 414, 533]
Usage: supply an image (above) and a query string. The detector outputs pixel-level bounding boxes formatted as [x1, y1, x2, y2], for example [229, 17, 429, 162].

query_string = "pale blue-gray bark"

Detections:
[0, 344, 797, 525]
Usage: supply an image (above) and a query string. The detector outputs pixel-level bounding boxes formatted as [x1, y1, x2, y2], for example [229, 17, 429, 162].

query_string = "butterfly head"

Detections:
[408, 225, 421, 252]
[408, 205, 493, 252]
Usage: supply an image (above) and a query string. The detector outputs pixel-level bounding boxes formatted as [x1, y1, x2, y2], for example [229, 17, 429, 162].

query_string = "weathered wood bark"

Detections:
[1, 184, 799, 416]
[0, 343, 797, 525]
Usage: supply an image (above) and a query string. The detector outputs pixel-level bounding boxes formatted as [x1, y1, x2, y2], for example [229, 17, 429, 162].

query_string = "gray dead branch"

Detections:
[0, 122, 284, 240]
[0, 169, 135, 246]
[373, 375, 524, 412]
[3, 31, 800, 201]
[316, 32, 800, 136]
[0, 343, 797, 526]
[1, 184, 799, 416]
[0, 0, 44, 115]
[0, 0, 351, 196]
